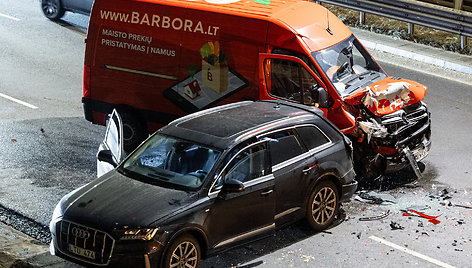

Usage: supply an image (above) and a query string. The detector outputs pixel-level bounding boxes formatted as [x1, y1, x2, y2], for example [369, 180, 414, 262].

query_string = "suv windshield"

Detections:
[121, 134, 221, 189]
[312, 35, 387, 98]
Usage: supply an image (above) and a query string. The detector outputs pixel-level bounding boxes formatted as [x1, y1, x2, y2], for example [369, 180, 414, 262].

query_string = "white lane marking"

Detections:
[369, 236, 456, 268]
[0, 93, 38, 109]
[0, 13, 20, 21]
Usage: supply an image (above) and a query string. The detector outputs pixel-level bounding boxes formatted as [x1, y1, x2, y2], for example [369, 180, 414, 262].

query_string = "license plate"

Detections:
[412, 145, 429, 162]
[68, 244, 96, 260]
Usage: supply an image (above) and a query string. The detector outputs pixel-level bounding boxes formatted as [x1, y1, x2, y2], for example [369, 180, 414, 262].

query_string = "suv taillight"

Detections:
[83, 65, 91, 98]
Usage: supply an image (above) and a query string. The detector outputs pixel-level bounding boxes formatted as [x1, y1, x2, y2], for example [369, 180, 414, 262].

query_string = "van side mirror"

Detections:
[97, 149, 118, 167]
[317, 87, 329, 108]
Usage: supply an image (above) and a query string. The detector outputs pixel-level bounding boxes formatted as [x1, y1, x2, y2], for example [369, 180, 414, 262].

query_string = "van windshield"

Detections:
[312, 35, 387, 98]
[121, 134, 221, 189]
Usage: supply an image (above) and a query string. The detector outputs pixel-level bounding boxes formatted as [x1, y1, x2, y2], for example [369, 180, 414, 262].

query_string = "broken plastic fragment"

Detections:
[359, 210, 390, 221]
[11, 139, 17, 142]
[390, 221, 404, 230]
[404, 209, 441, 225]
[355, 191, 396, 204]
[454, 204, 472, 209]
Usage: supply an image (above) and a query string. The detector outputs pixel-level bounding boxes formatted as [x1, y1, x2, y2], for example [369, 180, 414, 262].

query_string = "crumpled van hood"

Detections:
[344, 77, 428, 116]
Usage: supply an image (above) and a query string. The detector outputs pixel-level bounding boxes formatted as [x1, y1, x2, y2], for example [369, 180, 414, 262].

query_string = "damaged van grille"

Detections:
[380, 101, 431, 148]
[55, 220, 115, 266]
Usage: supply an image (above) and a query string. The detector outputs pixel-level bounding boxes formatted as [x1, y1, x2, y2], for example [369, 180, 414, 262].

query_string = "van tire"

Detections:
[41, 0, 65, 20]
[119, 112, 147, 153]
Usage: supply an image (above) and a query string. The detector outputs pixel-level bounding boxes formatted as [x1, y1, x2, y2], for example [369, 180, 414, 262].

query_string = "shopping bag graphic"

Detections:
[202, 60, 228, 93]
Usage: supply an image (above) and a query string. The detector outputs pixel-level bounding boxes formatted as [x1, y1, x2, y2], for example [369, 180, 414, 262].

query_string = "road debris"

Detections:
[390, 221, 404, 230]
[402, 209, 441, 225]
[453, 204, 472, 209]
[355, 191, 396, 204]
[359, 210, 390, 221]
[11, 138, 17, 142]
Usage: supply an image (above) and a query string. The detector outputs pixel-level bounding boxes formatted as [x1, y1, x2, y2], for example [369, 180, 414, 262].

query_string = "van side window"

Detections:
[263, 130, 304, 166]
[272, 48, 321, 78]
[296, 126, 330, 150]
[266, 59, 323, 106]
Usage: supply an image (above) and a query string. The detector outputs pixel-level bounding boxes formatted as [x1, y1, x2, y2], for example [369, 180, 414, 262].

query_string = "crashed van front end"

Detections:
[349, 78, 432, 179]
[311, 34, 431, 180]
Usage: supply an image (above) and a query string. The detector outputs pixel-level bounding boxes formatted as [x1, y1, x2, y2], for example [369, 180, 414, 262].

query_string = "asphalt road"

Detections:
[1, 1, 472, 267]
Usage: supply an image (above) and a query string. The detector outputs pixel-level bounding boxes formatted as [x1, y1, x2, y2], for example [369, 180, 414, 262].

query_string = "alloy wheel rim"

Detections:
[169, 241, 198, 268]
[312, 186, 336, 225]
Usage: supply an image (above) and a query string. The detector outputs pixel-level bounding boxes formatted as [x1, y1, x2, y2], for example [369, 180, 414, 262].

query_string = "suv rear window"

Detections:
[296, 126, 330, 150]
[265, 130, 304, 166]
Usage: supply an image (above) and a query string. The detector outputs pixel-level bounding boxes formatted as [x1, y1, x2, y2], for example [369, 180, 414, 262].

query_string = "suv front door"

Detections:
[207, 141, 275, 250]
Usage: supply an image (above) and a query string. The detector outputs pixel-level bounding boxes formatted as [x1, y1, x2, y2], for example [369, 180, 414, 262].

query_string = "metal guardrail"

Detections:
[316, 0, 472, 48]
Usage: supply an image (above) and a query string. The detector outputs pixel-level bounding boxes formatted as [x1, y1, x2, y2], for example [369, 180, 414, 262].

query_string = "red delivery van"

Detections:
[83, 0, 431, 180]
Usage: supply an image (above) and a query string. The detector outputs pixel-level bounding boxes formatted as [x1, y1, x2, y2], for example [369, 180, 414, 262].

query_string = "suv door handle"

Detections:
[303, 163, 319, 175]
[261, 189, 273, 196]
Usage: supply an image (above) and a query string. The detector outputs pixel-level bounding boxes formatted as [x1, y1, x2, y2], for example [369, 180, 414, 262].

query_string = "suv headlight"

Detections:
[120, 228, 159, 241]
[358, 120, 388, 142]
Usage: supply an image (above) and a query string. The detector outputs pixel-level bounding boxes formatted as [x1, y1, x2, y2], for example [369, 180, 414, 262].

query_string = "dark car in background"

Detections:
[40, 0, 93, 20]
[49, 101, 357, 267]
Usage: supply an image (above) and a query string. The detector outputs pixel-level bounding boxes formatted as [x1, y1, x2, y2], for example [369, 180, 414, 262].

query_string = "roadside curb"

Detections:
[0, 222, 64, 268]
[351, 28, 472, 75]
[361, 39, 472, 75]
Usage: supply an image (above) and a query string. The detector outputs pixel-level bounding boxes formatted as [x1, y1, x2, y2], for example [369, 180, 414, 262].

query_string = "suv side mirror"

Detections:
[221, 179, 245, 193]
[97, 149, 118, 167]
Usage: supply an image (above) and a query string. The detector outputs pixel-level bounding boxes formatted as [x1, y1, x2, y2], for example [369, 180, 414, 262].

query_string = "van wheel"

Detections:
[164, 234, 200, 268]
[119, 112, 147, 153]
[41, 0, 65, 20]
[306, 180, 339, 231]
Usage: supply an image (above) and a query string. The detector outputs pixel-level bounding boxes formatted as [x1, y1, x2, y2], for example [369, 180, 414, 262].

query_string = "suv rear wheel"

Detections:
[41, 0, 65, 20]
[307, 180, 339, 231]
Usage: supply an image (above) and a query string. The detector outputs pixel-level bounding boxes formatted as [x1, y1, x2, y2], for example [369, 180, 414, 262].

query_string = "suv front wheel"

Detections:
[307, 180, 339, 231]
[164, 234, 201, 268]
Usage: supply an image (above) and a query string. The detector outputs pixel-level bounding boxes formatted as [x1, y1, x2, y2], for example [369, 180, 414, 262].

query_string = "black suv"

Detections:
[49, 101, 357, 267]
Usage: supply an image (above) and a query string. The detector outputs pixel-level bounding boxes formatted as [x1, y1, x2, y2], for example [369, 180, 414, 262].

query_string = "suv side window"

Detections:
[211, 143, 270, 191]
[263, 130, 305, 166]
[296, 125, 330, 151]
[266, 58, 323, 106]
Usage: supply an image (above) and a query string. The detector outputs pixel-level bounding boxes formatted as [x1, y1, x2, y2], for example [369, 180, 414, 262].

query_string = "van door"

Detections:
[259, 54, 329, 112]
[97, 109, 124, 177]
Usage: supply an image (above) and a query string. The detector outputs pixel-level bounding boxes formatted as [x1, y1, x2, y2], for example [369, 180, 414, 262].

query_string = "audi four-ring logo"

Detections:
[71, 227, 90, 239]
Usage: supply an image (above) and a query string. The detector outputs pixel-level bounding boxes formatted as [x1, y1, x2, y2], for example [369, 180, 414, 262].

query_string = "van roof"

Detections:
[133, 0, 351, 51]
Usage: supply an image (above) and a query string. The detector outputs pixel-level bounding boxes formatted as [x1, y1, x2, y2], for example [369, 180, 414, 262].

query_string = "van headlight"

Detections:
[358, 120, 388, 142]
[120, 228, 159, 241]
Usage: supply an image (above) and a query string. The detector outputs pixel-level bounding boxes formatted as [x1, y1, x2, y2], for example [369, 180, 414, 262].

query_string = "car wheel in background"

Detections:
[164, 234, 200, 268]
[307, 180, 339, 231]
[41, 0, 65, 20]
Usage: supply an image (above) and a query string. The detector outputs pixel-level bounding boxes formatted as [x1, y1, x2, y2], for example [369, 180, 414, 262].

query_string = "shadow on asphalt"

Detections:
[200, 209, 347, 268]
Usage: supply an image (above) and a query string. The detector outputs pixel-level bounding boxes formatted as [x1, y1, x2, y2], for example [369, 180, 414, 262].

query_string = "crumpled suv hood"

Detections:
[345, 77, 428, 116]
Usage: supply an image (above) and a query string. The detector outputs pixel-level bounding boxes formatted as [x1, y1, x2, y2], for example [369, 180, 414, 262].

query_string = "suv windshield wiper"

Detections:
[146, 171, 170, 181]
